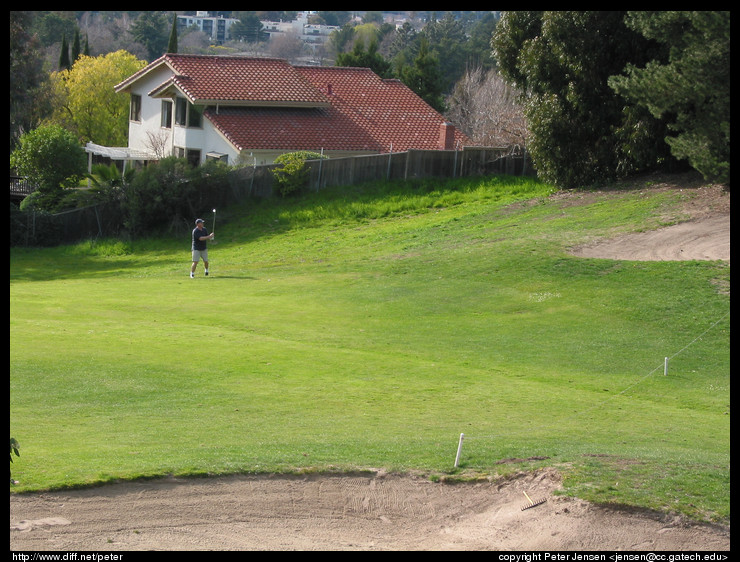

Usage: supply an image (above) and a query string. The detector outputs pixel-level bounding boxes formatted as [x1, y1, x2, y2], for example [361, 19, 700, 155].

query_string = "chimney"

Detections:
[439, 122, 455, 150]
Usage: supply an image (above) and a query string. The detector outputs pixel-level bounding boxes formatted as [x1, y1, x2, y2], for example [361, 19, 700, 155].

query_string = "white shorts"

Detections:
[192, 249, 208, 262]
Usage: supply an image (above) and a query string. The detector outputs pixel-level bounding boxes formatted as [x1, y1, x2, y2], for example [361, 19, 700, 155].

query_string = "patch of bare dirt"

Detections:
[567, 173, 730, 262]
[9, 469, 730, 551]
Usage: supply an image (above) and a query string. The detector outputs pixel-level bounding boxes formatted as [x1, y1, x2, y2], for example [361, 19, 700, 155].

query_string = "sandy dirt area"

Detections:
[10, 175, 730, 552]
[568, 179, 729, 262]
[9, 469, 730, 551]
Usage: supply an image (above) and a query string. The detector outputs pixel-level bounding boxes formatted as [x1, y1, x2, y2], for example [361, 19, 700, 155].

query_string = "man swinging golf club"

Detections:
[190, 216, 214, 278]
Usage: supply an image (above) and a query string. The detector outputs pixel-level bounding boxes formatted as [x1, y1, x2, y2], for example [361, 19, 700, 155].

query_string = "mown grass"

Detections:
[9, 174, 729, 524]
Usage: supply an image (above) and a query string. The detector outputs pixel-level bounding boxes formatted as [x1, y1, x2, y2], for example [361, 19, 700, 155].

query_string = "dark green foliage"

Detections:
[167, 14, 178, 53]
[336, 39, 392, 78]
[129, 11, 170, 60]
[58, 33, 70, 70]
[124, 157, 231, 234]
[399, 37, 446, 113]
[493, 11, 679, 188]
[609, 12, 730, 185]
[10, 124, 87, 211]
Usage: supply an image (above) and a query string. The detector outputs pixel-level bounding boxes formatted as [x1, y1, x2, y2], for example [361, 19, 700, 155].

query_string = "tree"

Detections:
[609, 11, 730, 185]
[59, 34, 71, 70]
[329, 24, 356, 56]
[71, 28, 81, 62]
[129, 11, 170, 60]
[167, 15, 178, 53]
[400, 37, 446, 113]
[47, 50, 147, 146]
[230, 12, 267, 43]
[10, 124, 87, 211]
[419, 12, 469, 94]
[466, 11, 499, 71]
[447, 66, 527, 148]
[10, 11, 49, 149]
[336, 38, 392, 78]
[492, 11, 675, 187]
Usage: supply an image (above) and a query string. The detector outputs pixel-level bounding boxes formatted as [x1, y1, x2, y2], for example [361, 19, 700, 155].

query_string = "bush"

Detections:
[124, 157, 232, 235]
[9, 125, 87, 211]
[271, 151, 328, 197]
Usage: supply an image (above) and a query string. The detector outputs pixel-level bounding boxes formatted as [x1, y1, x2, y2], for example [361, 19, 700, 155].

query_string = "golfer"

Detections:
[190, 218, 214, 278]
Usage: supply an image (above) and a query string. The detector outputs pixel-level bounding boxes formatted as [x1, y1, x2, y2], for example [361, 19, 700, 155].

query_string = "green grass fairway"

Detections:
[10, 175, 729, 523]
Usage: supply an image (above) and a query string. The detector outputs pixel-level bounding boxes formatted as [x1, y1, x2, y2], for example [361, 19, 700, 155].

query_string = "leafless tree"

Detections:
[269, 32, 305, 62]
[145, 130, 171, 159]
[447, 66, 528, 151]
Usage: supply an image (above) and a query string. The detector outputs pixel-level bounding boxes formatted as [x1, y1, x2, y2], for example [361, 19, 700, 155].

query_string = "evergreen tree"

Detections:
[336, 38, 392, 78]
[400, 37, 446, 113]
[230, 12, 266, 43]
[59, 34, 70, 70]
[609, 11, 730, 184]
[71, 29, 81, 63]
[168, 15, 178, 53]
[129, 11, 170, 60]
[493, 11, 674, 187]
[421, 12, 468, 94]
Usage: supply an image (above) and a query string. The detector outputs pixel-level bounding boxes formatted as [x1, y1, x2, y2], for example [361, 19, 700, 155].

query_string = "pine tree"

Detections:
[59, 34, 70, 71]
[167, 15, 178, 54]
[71, 29, 81, 63]
[400, 38, 445, 113]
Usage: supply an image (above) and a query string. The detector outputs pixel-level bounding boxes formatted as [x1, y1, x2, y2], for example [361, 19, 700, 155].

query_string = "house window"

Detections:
[175, 146, 201, 166]
[130, 94, 141, 121]
[175, 98, 187, 126]
[161, 100, 172, 128]
[175, 97, 202, 128]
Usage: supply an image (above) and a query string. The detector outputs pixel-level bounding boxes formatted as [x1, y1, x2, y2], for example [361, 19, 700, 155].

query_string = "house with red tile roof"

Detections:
[113, 54, 470, 166]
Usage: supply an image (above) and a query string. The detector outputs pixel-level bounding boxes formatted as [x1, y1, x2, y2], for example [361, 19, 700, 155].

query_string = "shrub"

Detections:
[271, 151, 327, 197]
[9, 125, 87, 211]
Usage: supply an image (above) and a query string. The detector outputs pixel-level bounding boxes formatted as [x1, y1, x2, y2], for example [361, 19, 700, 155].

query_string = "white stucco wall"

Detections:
[125, 66, 241, 166]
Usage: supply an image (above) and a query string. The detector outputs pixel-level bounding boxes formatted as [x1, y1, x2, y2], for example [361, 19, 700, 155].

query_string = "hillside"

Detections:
[10, 172, 730, 551]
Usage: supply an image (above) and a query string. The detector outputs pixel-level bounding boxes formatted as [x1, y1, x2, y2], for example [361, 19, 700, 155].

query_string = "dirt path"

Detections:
[9, 470, 730, 551]
[10, 176, 730, 552]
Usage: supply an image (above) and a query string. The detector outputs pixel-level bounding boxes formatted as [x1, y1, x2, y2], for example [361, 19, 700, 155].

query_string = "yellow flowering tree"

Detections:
[47, 50, 146, 146]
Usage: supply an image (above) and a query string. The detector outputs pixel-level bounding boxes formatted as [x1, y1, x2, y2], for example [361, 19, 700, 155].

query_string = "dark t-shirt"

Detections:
[192, 227, 209, 251]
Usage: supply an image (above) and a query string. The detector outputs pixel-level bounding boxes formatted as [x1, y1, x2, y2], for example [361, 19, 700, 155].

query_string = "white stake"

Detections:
[664, 357, 668, 376]
[454, 433, 465, 468]
[212, 208, 216, 238]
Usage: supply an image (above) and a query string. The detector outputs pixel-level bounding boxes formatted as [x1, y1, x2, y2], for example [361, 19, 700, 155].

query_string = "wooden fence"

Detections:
[11, 147, 535, 245]
[230, 147, 534, 198]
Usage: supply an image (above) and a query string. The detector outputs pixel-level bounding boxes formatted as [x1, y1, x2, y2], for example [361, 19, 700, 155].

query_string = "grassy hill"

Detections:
[9, 174, 730, 524]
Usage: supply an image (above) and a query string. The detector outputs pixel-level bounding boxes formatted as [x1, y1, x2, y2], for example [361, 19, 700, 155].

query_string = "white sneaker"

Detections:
[190, 272, 194, 278]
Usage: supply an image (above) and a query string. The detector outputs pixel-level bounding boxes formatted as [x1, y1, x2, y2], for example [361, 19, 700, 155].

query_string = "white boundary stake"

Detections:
[454, 433, 465, 468]
[664, 357, 668, 376]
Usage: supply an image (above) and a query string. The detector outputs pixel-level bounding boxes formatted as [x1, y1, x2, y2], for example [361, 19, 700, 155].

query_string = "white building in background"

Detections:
[261, 12, 338, 45]
[176, 12, 238, 45]
[176, 11, 338, 46]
